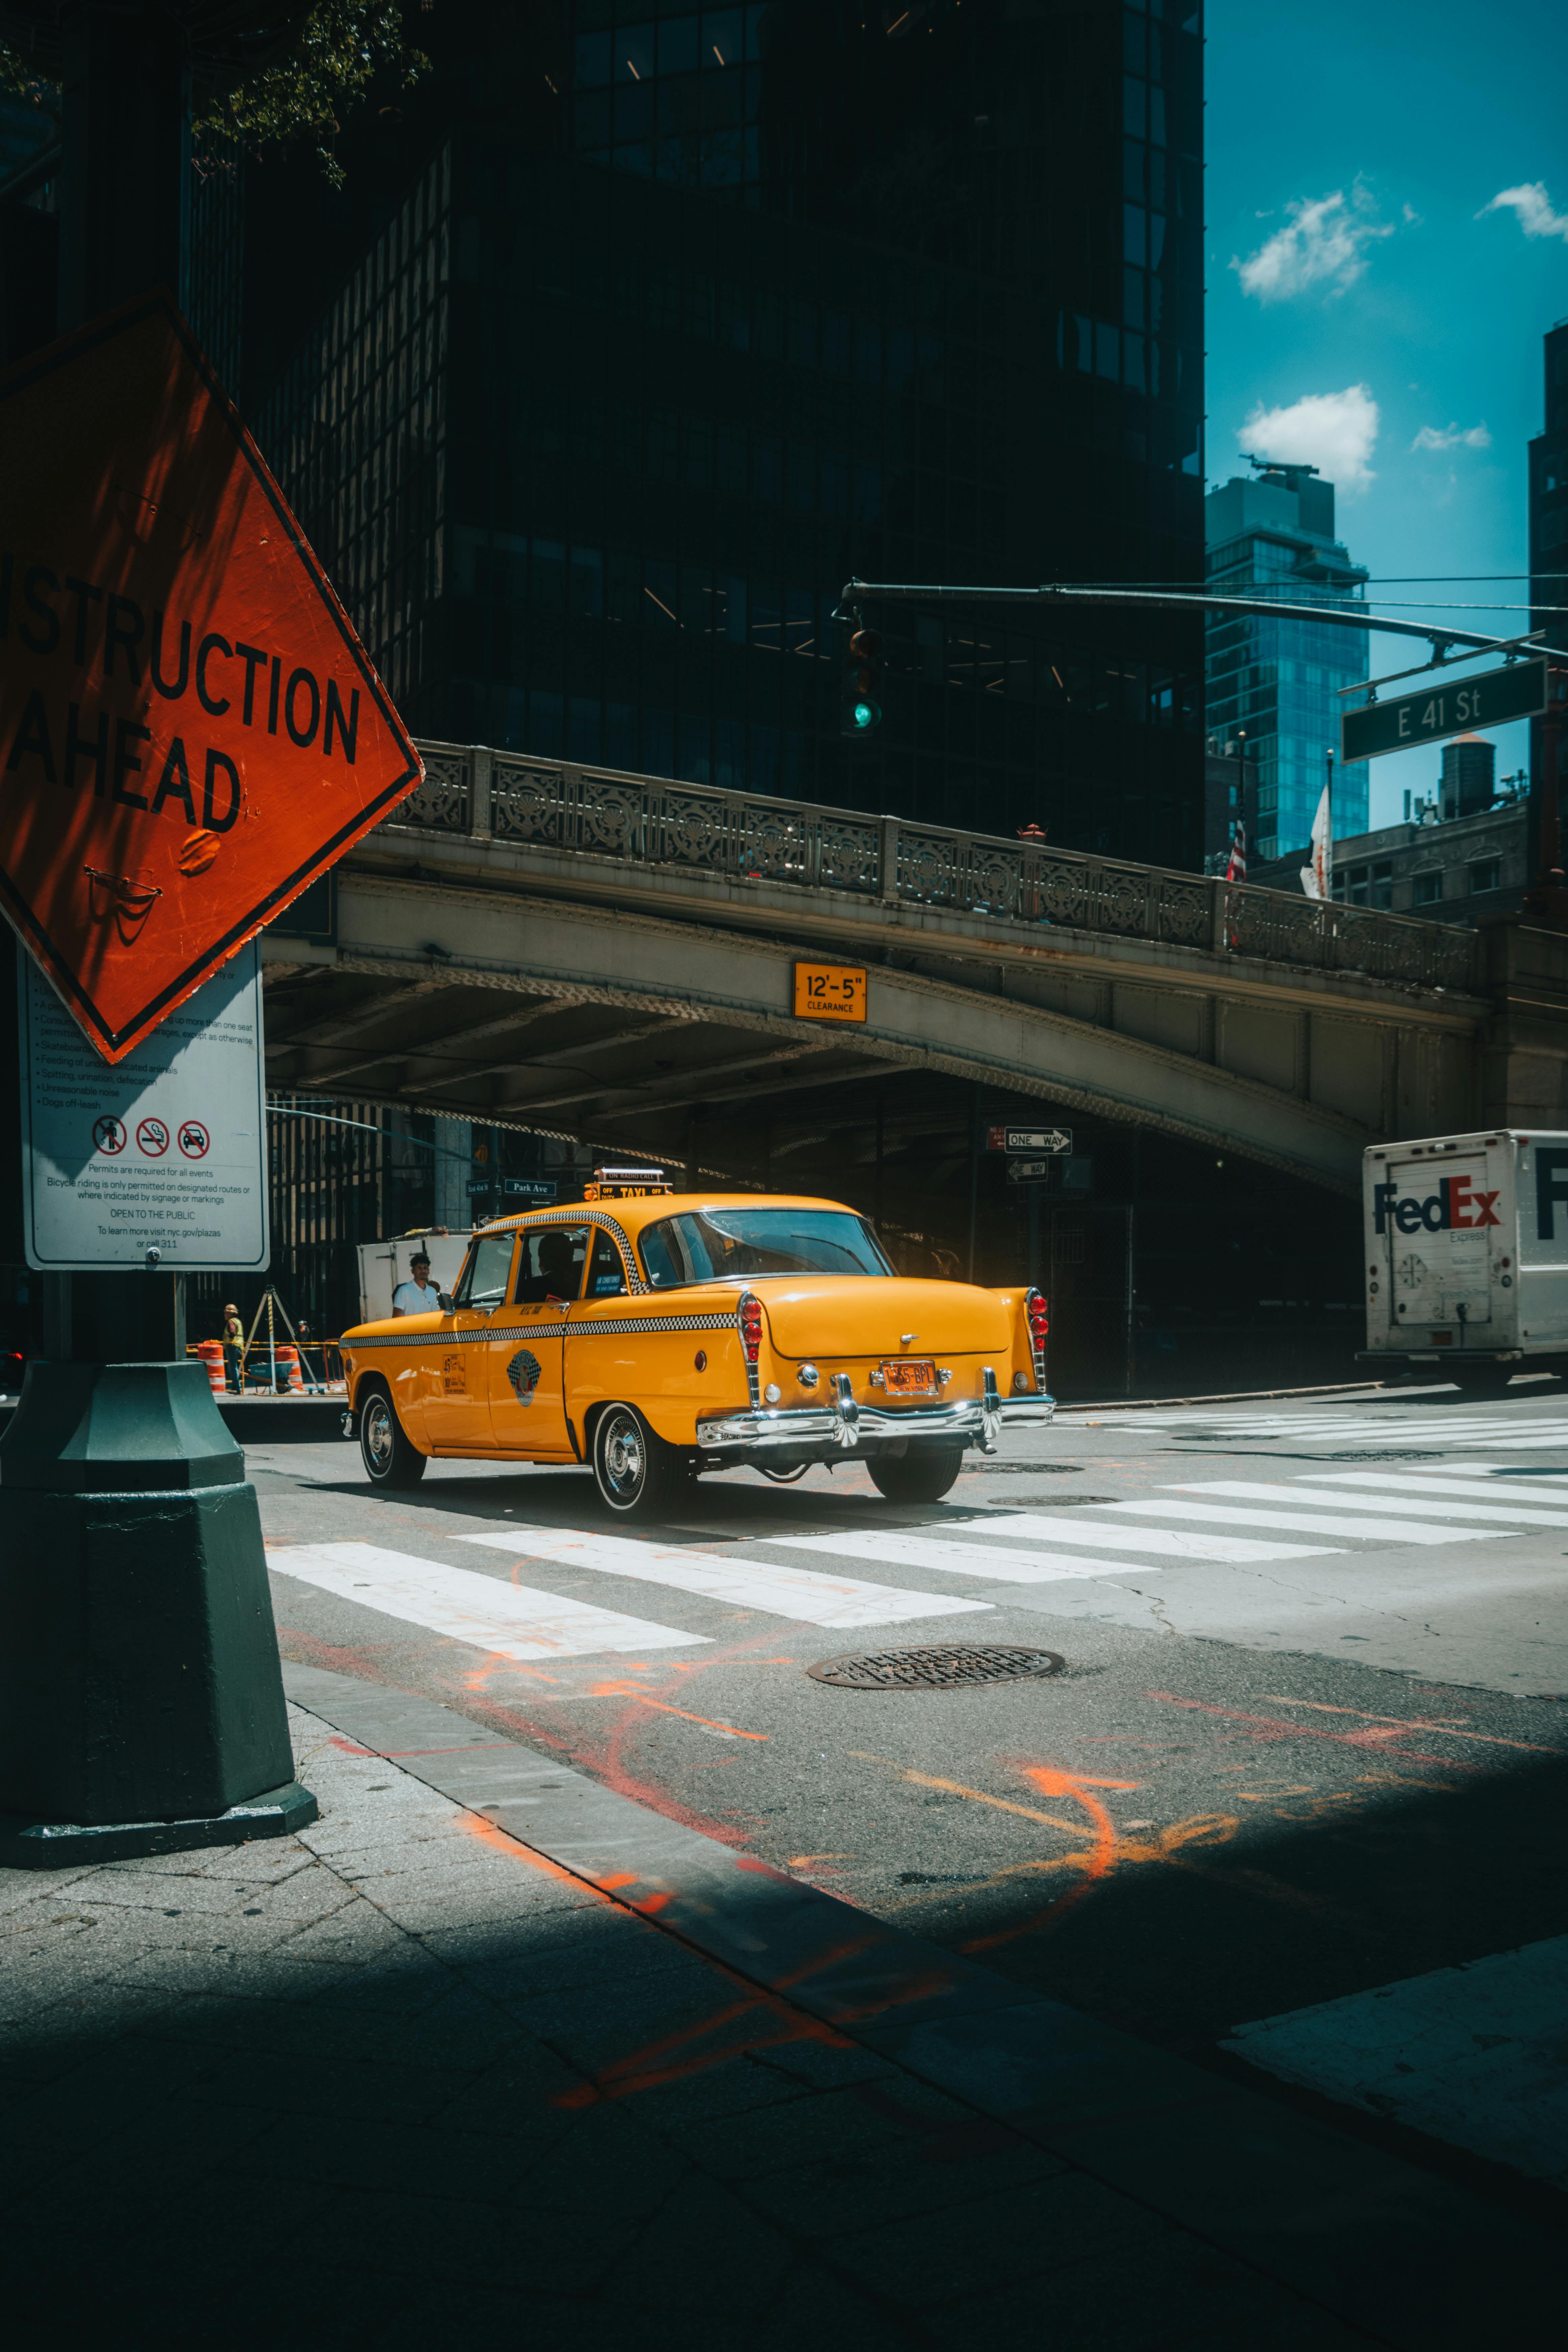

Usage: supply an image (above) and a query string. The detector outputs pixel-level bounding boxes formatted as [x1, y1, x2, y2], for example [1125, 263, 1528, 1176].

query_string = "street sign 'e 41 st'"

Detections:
[0, 294, 422, 1062]
[1340, 658, 1547, 766]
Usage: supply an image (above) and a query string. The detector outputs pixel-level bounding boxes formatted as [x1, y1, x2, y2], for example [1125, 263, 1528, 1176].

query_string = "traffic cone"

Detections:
[275, 1345, 304, 1394]
[195, 1339, 226, 1396]
[0, 1361, 317, 1866]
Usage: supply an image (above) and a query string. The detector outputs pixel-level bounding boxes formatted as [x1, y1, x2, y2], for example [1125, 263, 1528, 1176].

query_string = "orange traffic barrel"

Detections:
[275, 1345, 305, 1394]
[195, 1340, 225, 1396]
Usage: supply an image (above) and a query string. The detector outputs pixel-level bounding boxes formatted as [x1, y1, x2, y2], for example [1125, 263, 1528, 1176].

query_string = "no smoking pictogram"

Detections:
[136, 1117, 170, 1157]
[93, 1115, 127, 1155]
[178, 1120, 211, 1160]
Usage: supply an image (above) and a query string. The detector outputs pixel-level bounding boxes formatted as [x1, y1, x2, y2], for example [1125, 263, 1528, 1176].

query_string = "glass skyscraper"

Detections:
[1204, 460, 1368, 863]
[248, 0, 1208, 865]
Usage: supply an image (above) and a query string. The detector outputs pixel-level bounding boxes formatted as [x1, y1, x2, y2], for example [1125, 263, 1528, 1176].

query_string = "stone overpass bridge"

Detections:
[259, 741, 1568, 1197]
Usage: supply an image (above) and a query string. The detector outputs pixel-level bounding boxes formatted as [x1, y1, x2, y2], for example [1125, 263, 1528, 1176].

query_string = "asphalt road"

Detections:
[253, 1380, 1568, 2179]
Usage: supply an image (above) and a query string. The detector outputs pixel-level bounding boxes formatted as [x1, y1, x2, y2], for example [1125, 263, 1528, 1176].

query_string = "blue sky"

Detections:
[1204, 0, 1568, 829]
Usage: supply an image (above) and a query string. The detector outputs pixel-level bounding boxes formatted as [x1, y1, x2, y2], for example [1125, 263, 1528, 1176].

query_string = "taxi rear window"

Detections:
[640, 1209, 890, 1288]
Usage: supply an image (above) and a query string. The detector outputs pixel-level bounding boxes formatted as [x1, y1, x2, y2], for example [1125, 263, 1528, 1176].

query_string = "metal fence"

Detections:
[392, 741, 1484, 996]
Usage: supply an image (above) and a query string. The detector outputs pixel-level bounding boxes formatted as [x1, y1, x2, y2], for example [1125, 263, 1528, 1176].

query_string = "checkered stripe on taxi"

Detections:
[346, 1310, 735, 1348]
[347, 1327, 502, 1348]
[565, 1312, 736, 1337]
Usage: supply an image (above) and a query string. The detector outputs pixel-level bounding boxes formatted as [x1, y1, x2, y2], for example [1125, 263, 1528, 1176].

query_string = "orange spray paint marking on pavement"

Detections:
[1147, 1690, 1489, 1773]
[961, 1765, 1138, 1955]
[459, 1811, 610, 1895]
[1257, 1695, 1560, 1756]
[583, 1679, 769, 1739]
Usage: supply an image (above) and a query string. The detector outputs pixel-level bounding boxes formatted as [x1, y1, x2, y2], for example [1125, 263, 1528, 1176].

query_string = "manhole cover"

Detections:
[807, 1643, 1065, 1690]
[978, 1494, 1114, 1506]
[1308, 1448, 1438, 1462]
[973, 1463, 1085, 1474]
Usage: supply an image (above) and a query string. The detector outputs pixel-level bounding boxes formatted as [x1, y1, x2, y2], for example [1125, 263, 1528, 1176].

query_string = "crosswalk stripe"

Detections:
[1291, 1473, 1568, 1525]
[773, 1516, 1339, 1570]
[768, 1529, 1158, 1582]
[1103, 1499, 1507, 1544]
[1076, 1413, 1568, 1445]
[1446, 1432, 1568, 1450]
[267, 1541, 706, 1658]
[962, 1512, 1340, 1561]
[1177, 1478, 1565, 1532]
[456, 1527, 991, 1629]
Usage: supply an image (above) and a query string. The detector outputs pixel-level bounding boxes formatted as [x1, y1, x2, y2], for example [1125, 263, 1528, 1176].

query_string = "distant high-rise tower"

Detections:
[1204, 460, 1369, 863]
[1440, 734, 1496, 823]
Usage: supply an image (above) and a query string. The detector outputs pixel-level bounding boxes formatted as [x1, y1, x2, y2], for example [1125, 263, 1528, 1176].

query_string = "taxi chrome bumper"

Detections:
[695, 1370, 1054, 1460]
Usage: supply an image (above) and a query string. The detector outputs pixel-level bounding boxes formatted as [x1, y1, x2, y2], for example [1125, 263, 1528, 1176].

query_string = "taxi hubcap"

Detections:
[365, 1400, 393, 1470]
[601, 1412, 644, 1498]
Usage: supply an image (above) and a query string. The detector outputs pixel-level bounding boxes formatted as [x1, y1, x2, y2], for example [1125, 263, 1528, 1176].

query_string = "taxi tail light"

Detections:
[1025, 1288, 1048, 1386]
[739, 1293, 764, 1364]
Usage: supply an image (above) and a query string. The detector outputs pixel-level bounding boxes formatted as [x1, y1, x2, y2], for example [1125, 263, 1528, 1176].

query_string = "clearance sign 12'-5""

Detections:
[0, 293, 422, 1062]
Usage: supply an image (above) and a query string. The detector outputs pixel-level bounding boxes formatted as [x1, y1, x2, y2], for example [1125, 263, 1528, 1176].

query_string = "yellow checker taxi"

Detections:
[340, 1171, 1053, 1518]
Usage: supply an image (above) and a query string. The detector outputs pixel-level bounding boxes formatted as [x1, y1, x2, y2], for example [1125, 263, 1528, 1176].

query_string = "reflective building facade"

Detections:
[253, 0, 1207, 862]
[1204, 460, 1369, 863]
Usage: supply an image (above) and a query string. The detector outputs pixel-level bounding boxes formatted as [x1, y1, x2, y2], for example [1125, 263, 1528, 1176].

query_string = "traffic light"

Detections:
[841, 617, 883, 736]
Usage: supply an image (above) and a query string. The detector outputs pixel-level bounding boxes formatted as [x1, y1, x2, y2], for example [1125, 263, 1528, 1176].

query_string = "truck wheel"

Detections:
[359, 1386, 427, 1490]
[868, 1445, 966, 1504]
[592, 1403, 688, 1519]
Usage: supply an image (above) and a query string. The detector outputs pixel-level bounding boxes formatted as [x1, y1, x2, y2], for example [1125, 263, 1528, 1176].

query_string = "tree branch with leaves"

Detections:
[0, 2, 427, 187]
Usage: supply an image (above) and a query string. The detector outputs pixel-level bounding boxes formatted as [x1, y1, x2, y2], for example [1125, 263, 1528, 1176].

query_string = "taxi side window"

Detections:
[455, 1234, 515, 1311]
[513, 1225, 589, 1303]
[586, 1229, 627, 1298]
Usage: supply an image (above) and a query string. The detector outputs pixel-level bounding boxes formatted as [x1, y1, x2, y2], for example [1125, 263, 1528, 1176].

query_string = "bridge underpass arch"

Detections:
[263, 872, 1383, 1195]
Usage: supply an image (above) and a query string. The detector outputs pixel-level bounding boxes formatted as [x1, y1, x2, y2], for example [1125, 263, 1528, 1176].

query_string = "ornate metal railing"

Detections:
[393, 740, 1484, 995]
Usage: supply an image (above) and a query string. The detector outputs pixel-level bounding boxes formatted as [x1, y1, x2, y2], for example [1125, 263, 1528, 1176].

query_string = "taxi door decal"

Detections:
[506, 1348, 543, 1405]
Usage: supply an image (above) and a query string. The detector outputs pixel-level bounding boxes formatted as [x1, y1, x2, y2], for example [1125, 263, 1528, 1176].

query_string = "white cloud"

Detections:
[1239, 384, 1381, 491]
[1231, 186, 1394, 302]
[1411, 422, 1492, 453]
[1476, 182, 1568, 242]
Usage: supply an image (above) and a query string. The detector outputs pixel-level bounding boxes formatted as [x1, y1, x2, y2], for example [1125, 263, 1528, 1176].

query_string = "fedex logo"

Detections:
[1373, 1176, 1501, 1235]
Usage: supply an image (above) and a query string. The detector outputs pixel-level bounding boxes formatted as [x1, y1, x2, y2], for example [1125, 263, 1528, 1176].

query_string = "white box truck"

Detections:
[355, 1230, 474, 1325]
[1361, 1129, 1568, 1390]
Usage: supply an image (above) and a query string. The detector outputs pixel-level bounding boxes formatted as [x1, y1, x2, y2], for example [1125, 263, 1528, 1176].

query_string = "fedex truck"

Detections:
[1361, 1130, 1568, 1389]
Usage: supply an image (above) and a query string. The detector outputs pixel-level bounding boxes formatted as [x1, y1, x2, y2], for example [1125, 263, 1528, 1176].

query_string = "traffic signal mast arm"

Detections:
[836, 580, 1568, 669]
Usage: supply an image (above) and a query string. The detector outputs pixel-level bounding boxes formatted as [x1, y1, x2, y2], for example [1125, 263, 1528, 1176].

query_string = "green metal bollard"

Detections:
[0, 1360, 317, 1866]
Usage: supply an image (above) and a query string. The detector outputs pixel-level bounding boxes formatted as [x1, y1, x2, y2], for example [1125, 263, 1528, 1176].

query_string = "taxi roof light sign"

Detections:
[0, 293, 422, 1061]
[584, 1166, 673, 1199]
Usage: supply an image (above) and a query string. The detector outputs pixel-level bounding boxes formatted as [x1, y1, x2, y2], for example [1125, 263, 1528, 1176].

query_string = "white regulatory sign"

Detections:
[18, 942, 270, 1272]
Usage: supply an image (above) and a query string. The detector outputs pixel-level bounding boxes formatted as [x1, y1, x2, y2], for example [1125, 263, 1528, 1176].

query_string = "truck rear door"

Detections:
[1375, 1153, 1500, 1345]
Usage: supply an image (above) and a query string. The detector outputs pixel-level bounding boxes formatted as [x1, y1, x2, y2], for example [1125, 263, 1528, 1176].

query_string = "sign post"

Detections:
[0, 297, 421, 1866]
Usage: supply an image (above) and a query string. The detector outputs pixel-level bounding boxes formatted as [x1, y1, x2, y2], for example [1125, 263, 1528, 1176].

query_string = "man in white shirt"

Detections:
[391, 1253, 443, 1316]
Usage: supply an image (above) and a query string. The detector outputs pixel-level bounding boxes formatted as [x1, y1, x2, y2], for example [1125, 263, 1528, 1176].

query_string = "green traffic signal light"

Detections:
[844, 623, 883, 736]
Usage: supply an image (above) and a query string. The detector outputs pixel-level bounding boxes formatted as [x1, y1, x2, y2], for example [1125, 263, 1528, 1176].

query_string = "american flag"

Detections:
[1224, 820, 1246, 883]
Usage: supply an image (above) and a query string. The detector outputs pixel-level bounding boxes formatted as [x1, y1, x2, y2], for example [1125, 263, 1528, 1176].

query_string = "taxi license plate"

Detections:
[881, 1357, 938, 1396]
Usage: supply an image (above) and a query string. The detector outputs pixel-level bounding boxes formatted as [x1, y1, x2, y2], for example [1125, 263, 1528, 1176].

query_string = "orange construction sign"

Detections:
[0, 292, 421, 1061]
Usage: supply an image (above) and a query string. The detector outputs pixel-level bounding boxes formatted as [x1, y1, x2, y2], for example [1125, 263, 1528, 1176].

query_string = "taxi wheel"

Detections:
[359, 1386, 427, 1490]
[867, 1445, 965, 1504]
[592, 1403, 686, 1519]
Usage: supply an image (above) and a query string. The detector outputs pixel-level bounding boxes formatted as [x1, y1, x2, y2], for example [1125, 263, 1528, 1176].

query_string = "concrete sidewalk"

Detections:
[1, 1677, 1555, 2347]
